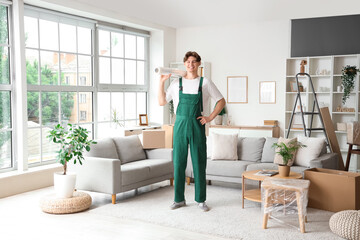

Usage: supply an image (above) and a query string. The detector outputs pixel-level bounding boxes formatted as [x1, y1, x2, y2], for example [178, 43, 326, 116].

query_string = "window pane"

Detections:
[61, 92, 76, 125]
[41, 92, 59, 126]
[112, 59, 124, 84]
[137, 36, 145, 60]
[124, 120, 136, 127]
[27, 128, 40, 164]
[24, 16, 38, 48]
[112, 92, 124, 123]
[40, 51, 59, 85]
[111, 32, 123, 57]
[60, 23, 76, 53]
[61, 53, 77, 86]
[78, 55, 92, 86]
[79, 92, 92, 123]
[137, 61, 144, 85]
[97, 92, 110, 121]
[0, 47, 9, 84]
[39, 19, 58, 51]
[0, 91, 11, 129]
[78, 27, 92, 55]
[97, 122, 112, 139]
[125, 60, 136, 84]
[99, 30, 110, 56]
[125, 34, 136, 59]
[0, 6, 9, 44]
[42, 127, 58, 162]
[137, 92, 146, 117]
[27, 92, 39, 125]
[26, 49, 39, 85]
[125, 92, 136, 120]
[99, 57, 110, 84]
[0, 131, 11, 169]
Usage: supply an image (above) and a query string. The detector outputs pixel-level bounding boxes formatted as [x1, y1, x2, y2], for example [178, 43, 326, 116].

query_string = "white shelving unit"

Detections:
[285, 55, 360, 172]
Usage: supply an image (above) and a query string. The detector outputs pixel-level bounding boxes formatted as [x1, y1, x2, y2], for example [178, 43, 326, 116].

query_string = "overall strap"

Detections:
[199, 77, 203, 112]
[179, 77, 183, 92]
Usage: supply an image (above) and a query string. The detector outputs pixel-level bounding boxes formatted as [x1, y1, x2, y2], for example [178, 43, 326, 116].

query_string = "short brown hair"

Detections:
[183, 51, 201, 63]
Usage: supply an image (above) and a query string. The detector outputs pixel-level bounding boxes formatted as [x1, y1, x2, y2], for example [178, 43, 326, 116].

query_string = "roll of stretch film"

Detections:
[155, 67, 186, 77]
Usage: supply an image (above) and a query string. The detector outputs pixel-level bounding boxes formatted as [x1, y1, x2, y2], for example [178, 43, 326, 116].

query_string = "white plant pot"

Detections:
[54, 172, 76, 198]
[214, 115, 223, 125]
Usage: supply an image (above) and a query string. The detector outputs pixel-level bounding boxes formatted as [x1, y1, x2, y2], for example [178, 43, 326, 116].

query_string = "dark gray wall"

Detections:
[291, 15, 360, 57]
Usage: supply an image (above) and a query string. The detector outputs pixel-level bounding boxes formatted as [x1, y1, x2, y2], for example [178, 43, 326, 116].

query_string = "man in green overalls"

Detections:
[158, 51, 226, 211]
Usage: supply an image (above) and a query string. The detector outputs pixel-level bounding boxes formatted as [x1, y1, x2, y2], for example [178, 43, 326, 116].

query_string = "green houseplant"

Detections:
[341, 65, 360, 104]
[272, 140, 306, 176]
[47, 123, 96, 198]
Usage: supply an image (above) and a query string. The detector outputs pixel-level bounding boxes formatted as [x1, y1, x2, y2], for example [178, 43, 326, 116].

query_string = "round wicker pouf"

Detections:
[329, 210, 360, 240]
[40, 191, 92, 214]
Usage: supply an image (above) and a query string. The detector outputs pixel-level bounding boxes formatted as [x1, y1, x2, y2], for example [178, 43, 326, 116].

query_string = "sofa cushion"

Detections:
[84, 137, 119, 159]
[141, 159, 173, 179]
[113, 135, 146, 164]
[237, 137, 266, 162]
[273, 137, 297, 166]
[246, 162, 278, 171]
[121, 161, 150, 185]
[211, 132, 238, 160]
[261, 137, 279, 163]
[207, 159, 251, 178]
[295, 136, 326, 167]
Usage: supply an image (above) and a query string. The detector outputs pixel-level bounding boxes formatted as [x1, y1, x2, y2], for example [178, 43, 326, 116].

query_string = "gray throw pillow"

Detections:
[84, 137, 119, 159]
[261, 137, 279, 163]
[113, 135, 146, 164]
[237, 137, 266, 162]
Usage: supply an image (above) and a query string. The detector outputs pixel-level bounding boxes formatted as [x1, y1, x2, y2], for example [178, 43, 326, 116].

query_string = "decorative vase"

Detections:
[278, 165, 290, 177]
[214, 115, 223, 125]
[54, 172, 76, 198]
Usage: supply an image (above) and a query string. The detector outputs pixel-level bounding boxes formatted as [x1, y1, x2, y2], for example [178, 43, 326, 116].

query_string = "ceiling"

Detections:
[72, 0, 360, 28]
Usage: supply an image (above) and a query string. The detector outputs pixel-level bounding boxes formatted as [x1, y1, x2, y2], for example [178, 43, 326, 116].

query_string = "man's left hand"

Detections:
[197, 116, 211, 125]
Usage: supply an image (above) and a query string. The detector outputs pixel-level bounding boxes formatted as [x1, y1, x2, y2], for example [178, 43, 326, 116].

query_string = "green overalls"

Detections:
[173, 77, 207, 203]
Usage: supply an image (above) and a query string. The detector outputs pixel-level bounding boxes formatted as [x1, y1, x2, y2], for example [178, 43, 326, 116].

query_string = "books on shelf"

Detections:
[255, 170, 279, 176]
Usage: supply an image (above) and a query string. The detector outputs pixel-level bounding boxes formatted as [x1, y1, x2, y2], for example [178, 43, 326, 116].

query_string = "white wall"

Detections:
[176, 20, 289, 135]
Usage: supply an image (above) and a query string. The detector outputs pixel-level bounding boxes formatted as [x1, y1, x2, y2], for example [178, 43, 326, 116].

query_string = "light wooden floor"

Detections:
[0, 181, 232, 240]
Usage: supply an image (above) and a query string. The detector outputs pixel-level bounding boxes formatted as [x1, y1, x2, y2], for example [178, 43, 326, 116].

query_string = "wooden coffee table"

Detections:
[242, 169, 302, 208]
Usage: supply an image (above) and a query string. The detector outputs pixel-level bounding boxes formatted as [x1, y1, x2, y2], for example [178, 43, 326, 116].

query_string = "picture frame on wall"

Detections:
[139, 114, 148, 126]
[259, 81, 276, 104]
[227, 76, 248, 103]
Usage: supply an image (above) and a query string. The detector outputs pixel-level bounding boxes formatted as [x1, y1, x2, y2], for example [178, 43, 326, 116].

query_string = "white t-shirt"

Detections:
[166, 77, 223, 115]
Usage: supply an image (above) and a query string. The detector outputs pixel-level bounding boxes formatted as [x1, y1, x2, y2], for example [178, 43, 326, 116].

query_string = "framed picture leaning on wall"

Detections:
[139, 114, 148, 126]
[259, 81, 276, 104]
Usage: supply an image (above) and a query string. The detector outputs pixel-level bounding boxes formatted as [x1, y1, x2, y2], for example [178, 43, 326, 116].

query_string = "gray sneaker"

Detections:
[198, 202, 210, 212]
[170, 201, 186, 210]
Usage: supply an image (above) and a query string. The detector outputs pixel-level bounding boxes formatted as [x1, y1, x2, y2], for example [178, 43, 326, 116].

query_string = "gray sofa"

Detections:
[185, 137, 339, 184]
[68, 135, 173, 204]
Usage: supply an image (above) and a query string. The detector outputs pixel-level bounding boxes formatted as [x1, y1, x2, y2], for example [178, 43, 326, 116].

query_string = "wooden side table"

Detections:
[241, 170, 302, 208]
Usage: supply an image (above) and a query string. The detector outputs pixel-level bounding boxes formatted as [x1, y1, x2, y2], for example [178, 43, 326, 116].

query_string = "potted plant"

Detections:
[341, 65, 359, 104]
[47, 123, 96, 198]
[272, 140, 306, 177]
[214, 102, 226, 125]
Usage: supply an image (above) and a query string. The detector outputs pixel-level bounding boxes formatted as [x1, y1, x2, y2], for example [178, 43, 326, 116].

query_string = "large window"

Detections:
[97, 26, 148, 137]
[24, 7, 95, 166]
[0, 3, 13, 171]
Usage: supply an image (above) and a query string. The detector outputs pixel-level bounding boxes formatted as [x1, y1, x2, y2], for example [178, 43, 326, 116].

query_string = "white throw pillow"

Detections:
[211, 132, 238, 160]
[295, 136, 326, 167]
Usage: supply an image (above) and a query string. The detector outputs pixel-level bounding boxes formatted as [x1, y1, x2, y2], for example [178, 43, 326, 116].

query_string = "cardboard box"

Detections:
[264, 120, 278, 126]
[304, 168, 360, 212]
[162, 124, 174, 148]
[142, 130, 165, 149]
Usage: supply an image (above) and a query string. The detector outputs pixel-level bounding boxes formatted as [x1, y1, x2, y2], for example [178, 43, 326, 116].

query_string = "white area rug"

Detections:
[91, 184, 341, 240]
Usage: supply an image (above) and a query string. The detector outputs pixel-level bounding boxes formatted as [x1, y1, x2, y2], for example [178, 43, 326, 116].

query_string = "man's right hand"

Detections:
[160, 74, 171, 83]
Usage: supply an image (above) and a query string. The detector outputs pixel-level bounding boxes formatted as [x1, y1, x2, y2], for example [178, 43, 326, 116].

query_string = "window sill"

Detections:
[0, 163, 62, 179]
